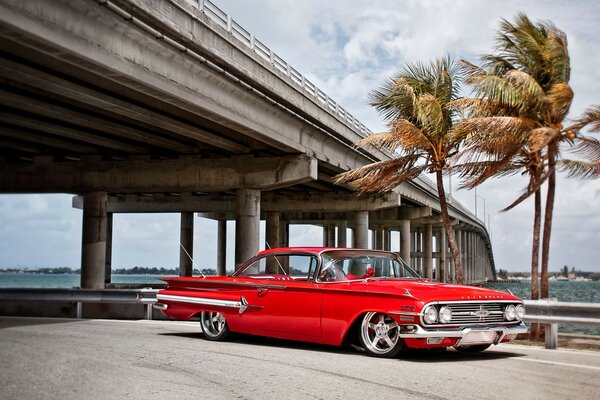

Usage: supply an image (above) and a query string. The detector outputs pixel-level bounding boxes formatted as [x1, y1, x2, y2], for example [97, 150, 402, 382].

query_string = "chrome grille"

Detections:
[421, 302, 518, 326]
[448, 303, 505, 324]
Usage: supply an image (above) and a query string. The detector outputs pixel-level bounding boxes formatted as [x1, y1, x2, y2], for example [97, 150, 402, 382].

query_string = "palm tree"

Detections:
[335, 57, 466, 283]
[452, 14, 600, 310]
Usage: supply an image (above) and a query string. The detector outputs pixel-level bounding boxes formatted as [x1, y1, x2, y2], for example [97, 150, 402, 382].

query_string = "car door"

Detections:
[234, 253, 322, 339]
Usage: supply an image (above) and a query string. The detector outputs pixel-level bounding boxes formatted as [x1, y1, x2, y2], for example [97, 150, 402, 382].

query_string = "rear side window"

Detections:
[238, 254, 318, 280]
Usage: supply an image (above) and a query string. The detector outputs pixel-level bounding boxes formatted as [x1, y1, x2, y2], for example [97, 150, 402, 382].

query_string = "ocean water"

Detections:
[0, 273, 165, 288]
[1, 273, 598, 335]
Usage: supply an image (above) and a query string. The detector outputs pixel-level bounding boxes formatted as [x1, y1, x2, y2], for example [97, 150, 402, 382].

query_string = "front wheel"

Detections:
[200, 311, 230, 341]
[454, 344, 491, 353]
[359, 312, 406, 358]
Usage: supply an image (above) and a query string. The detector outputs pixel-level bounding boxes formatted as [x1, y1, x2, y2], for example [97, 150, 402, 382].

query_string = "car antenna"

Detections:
[265, 241, 287, 275]
[179, 241, 205, 278]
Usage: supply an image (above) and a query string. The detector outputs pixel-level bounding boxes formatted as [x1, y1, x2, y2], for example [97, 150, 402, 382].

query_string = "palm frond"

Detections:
[572, 105, 600, 133]
[414, 93, 445, 140]
[466, 73, 525, 109]
[501, 169, 549, 212]
[453, 116, 535, 143]
[545, 82, 573, 122]
[480, 55, 516, 76]
[355, 120, 428, 153]
[504, 70, 545, 107]
[369, 78, 417, 122]
[569, 137, 600, 161]
[334, 156, 425, 193]
[558, 159, 600, 179]
[543, 22, 571, 83]
[446, 98, 505, 118]
[527, 127, 559, 152]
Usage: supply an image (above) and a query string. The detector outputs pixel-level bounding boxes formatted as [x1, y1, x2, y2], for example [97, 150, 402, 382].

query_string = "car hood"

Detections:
[346, 279, 521, 304]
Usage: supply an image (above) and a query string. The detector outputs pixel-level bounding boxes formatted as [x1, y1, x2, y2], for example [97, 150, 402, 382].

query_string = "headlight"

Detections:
[515, 304, 526, 320]
[505, 304, 516, 321]
[423, 306, 438, 324]
[439, 306, 452, 323]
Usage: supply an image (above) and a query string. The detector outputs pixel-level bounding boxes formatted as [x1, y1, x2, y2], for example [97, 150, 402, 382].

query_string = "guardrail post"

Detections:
[145, 304, 153, 320]
[544, 297, 558, 349]
[76, 302, 83, 319]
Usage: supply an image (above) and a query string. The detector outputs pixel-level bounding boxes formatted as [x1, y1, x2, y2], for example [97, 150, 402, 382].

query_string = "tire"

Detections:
[454, 344, 491, 353]
[359, 312, 406, 358]
[200, 311, 231, 341]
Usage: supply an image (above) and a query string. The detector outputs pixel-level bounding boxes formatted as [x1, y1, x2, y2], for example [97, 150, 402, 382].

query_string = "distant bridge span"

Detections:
[0, 0, 493, 285]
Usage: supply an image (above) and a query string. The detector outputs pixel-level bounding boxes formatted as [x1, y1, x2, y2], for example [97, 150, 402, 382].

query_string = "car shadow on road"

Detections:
[159, 331, 354, 355]
[399, 348, 526, 363]
[159, 331, 525, 361]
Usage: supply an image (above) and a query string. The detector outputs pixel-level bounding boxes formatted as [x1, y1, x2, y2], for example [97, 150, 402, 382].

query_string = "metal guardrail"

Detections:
[523, 299, 600, 349]
[2, 290, 597, 349]
[0, 288, 158, 320]
[179, 0, 371, 137]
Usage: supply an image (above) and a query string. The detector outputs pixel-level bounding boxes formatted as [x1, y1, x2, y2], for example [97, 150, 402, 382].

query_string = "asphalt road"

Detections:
[1, 317, 599, 400]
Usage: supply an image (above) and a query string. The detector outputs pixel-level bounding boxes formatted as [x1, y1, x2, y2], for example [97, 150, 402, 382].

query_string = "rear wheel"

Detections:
[454, 344, 491, 353]
[359, 312, 406, 358]
[200, 311, 230, 341]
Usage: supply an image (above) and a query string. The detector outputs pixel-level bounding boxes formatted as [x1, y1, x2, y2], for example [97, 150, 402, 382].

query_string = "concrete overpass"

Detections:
[0, 0, 494, 286]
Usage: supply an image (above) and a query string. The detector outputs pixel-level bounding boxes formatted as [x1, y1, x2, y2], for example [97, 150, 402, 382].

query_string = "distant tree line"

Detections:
[0, 266, 219, 276]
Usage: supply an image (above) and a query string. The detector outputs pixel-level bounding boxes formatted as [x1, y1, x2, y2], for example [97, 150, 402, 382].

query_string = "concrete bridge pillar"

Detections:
[265, 212, 280, 249]
[279, 219, 289, 248]
[399, 219, 410, 264]
[456, 229, 462, 283]
[81, 191, 107, 289]
[354, 211, 369, 249]
[439, 228, 447, 282]
[384, 228, 391, 251]
[104, 212, 113, 285]
[374, 226, 384, 250]
[424, 224, 433, 279]
[217, 219, 227, 276]
[416, 229, 423, 275]
[324, 224, 336, 247]
[337, 220, 348, 248]
[467, 232, 473, 283]
[235, 189, 260, 270]
[179, 212, 194, 276]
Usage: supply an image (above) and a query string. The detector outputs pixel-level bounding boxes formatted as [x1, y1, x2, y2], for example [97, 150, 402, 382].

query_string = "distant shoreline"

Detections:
[0, 267, 217, 275]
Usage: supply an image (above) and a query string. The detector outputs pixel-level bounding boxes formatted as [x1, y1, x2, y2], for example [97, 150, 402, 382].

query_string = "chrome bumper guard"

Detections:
[152, 302, 168, 311]
[399, 322, 528, 345]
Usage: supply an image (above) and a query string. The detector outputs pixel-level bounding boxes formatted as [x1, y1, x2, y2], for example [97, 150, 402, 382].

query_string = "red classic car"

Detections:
[155, 247, 527, 357]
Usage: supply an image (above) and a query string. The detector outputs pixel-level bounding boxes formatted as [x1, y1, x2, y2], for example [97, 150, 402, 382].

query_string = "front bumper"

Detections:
[399, 322, 528, 345]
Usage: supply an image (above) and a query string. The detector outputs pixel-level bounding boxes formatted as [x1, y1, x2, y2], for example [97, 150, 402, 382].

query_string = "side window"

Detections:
[288, 255, 318, 278]
[238, 254, 317, 278]
[240, 256, 268, 276]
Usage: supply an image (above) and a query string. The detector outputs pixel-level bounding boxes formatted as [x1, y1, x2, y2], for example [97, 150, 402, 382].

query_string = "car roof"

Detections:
[256, 247, 393, 256]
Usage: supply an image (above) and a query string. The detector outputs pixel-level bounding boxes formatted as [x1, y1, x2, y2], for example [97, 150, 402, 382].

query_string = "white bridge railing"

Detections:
[179, 0, 371, 137]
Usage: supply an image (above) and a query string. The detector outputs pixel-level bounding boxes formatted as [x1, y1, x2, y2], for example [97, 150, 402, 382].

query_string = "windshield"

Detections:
[318, 250, 420, 282]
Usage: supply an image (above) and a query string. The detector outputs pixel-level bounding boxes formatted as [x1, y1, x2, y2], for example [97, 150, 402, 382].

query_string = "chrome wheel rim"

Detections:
[201, 311, 226, 338]
[360, 312, 400, 355]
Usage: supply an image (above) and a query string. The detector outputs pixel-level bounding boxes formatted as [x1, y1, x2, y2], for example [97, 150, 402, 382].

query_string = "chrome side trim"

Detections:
[389, 311, 420, 316]
[399, 322, 528, 340]
[157, 294, 251, 314]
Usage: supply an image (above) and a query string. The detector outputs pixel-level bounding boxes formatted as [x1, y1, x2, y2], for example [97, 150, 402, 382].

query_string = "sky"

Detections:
[0, 0, 599, 272]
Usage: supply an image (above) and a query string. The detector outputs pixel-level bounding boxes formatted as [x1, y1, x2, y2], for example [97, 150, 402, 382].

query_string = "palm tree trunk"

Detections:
[529, 186, 542, 341]
[541, 145, 557, 300]
[436, 170, 464, 284]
